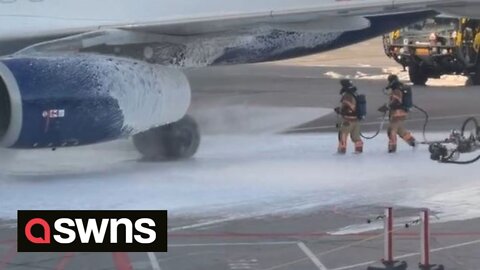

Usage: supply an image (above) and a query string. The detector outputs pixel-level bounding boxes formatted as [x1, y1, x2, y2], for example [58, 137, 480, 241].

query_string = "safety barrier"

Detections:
[367, 207, 444, 270]
[419, 209, 444, 270]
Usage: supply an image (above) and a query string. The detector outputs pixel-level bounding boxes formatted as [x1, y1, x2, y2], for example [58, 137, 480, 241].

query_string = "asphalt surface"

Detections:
[2, 38, 480, 270]
[187, 64, 480, 134]
[1, 209, 480, 270]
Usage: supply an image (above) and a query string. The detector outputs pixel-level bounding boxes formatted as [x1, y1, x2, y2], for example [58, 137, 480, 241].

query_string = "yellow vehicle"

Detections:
[384, 16, 480, 85]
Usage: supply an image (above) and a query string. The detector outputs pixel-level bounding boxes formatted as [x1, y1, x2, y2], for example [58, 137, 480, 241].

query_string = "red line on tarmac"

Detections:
[112, 253, 133, 270]
[0, 243, 17, 270]
[55, 252, 75, 270]
[170, 232, 371, 238]
[168, 232, 480, 238]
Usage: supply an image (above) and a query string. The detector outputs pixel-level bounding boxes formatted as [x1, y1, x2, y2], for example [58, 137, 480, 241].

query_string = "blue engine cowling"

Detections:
[0, 55, 191, 149]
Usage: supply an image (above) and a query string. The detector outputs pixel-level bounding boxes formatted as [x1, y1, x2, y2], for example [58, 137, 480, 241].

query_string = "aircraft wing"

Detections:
[118, 0, 444, 36]
[3, 0, 447, 56]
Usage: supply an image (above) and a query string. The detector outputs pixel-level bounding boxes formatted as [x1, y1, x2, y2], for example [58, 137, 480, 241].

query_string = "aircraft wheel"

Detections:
[133, 115, 200, 161]
[408, 64, 428, 86]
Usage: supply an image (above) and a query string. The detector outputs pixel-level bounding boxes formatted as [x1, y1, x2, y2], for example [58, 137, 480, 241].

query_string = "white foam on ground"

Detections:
[325, 67, 468, 87]
[324, 71, 344, 79]
[0, 133, 479, 230]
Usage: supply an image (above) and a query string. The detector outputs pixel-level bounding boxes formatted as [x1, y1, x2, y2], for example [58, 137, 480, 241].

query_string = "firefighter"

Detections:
[379, 75, 416, 153]
[429, 32, 437, 46]
[334, 79, 364, 154]
[473, 26, 480, 52]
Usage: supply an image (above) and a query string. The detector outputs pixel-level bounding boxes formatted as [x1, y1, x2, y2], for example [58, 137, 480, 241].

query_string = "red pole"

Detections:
[420, 209, 430, 266]
[384, 207, 394, 262]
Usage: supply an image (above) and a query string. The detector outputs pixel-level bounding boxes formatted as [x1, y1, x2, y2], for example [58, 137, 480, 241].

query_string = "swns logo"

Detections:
[18, 210, 167, 252]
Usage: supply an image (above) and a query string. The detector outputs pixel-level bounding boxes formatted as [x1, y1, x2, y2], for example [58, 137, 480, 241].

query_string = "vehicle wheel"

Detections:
[465, 77, 473, 86]
[469, 68, 480, 85]
[408, 64, 428, 85]
[133, 115, 200, 161]
[471, 74, 480, 86]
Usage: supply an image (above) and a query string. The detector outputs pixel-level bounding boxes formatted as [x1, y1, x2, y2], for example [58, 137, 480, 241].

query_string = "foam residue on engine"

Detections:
[85, 55, 191, 134]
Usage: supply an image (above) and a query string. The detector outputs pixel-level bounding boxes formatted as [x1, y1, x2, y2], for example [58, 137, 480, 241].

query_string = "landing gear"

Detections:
[408, 64, 428, 86]
[133, 115, 200, 161]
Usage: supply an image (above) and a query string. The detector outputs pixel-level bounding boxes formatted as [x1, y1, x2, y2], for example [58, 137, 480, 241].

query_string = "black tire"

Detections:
[468, 53, 480, 85]
[461, 117, 480, 138]
[465, 77, 473, 86]
[408, 64, 428, 86]
[472, 75, 480, 86]
[469, 68, 480, 85]
[133, 115, 200, 161]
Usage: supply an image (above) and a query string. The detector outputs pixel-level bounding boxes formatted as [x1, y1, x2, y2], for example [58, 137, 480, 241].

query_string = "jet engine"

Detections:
[0, 55, 194, 158]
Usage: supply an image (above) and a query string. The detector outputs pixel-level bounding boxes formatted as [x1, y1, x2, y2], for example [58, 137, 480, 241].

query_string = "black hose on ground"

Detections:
[442, 154, 480, 164]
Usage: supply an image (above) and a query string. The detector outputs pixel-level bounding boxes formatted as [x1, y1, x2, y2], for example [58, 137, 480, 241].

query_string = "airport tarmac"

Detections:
[187, 64, 479, 134]
[1, 208, 480, 270]
[1, 38, 480, 269]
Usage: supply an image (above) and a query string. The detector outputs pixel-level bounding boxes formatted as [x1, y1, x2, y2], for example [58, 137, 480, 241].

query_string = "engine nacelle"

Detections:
[0, 55, 191, 149]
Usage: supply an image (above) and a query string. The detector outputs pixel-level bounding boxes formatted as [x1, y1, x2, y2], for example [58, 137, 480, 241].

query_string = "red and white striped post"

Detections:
[418, 209, 444, 270]
[420, 209, 430, 267]
[384, 207, 394, 263]
[367, 207, 407, 270]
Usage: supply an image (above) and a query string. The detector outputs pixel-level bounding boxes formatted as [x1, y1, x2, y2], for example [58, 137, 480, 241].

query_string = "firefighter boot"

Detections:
[407, 137, 416, 147]
[388, 128, 397, 153]
[354, 141, 363, 154]
[402, 133, 416, 148]
[388, 144, 397, 154]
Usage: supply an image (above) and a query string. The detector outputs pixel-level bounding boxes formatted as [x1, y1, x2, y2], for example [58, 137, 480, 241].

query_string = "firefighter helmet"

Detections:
[388, 74, 399, 84]
[387, 74, 401, 89]
[340, 79, 353, 88]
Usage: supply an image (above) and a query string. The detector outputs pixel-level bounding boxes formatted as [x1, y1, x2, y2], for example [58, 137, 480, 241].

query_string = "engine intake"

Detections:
[0, 77, 11, 139]
[0, 55, 191, 149]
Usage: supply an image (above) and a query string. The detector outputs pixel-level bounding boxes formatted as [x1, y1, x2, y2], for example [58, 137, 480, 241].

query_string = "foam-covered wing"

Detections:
[7, 0, 446, 55]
